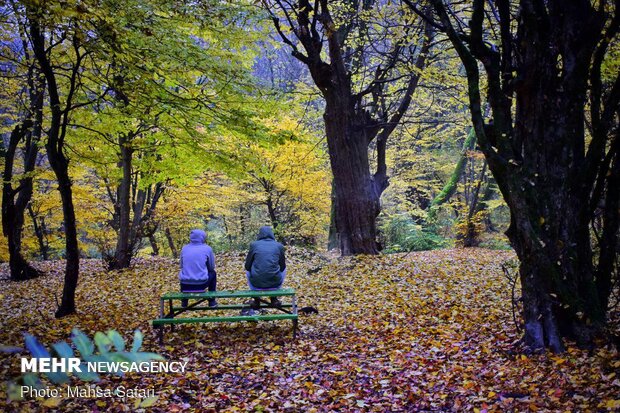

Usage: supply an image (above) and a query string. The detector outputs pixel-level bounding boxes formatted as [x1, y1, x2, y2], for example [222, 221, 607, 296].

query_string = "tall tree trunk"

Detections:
[266, 0, 432, 255]
[265, 195, 280, 229]
[429, 0, 618, 351]
[27, 204, 49, 260]
[2, 123, 41, 280]
[327, 181, 338, 250]
[29, 15, 82, 318]
[324, 97, 381, 255]
[50, 156, 80, 318]
[110, 133, 133, 270]
[503, 1, 605, 349]
[239, 205, 246, 236]
[149, 235, 159, 256]
[165, 227, 178, 259]
[1, 56, 45, 280]
[460, 161, 487, 248]
[595, 135, 620, 312]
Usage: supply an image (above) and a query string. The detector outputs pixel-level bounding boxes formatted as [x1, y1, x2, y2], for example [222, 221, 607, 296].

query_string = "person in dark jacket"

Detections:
[179, 229, 217, 307]
[243, 226, 286, 312]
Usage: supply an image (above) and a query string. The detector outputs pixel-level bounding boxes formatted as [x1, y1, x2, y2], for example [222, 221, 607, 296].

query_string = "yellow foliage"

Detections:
[241, 118, 331, 244]
[0, 234, 8, 262]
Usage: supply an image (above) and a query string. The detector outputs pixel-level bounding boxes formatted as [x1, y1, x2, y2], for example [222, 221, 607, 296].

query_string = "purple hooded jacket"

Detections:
[178, 229, 215, 284]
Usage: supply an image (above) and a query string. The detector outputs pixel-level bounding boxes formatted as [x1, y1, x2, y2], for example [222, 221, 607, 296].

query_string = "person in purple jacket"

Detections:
[178, 229, 217, 307]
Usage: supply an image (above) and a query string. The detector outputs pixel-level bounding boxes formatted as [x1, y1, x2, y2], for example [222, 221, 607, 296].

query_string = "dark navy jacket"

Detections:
[245, 227, 286, 288]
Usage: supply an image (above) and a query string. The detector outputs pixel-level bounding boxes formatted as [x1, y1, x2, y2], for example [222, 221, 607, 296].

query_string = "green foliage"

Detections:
[0, 0, 511, 261]
[2, 329, 162, 400]
[428, 127, 477, 220]
[479, 238, 513, 251]
[379, 214, 450, 253]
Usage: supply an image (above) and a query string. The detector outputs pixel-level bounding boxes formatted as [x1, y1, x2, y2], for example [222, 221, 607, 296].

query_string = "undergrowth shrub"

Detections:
[379, 214, 449, 253]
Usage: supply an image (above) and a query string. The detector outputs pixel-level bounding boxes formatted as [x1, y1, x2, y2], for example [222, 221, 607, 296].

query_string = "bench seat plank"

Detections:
[162, 288, 296, 300]
[153, 313, 298, 326]
[171, 304, 292, 311]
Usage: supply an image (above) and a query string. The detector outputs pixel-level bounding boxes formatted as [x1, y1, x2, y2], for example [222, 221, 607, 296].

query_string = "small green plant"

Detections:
[479, 237, 513, 250]
[380, 214, 449, 253]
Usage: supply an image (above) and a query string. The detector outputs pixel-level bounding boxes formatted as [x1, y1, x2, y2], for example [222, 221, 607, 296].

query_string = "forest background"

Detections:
[1, 0, 508, 265]
[1, 0, 618, 355]
[1, 1, 620, 410]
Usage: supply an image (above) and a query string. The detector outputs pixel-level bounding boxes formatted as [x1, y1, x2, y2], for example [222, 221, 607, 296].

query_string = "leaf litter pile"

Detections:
[1, 248, 619, 412]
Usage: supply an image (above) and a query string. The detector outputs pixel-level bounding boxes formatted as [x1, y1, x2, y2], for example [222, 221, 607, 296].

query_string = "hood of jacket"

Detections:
[189, 229, 206, 244]
[257, 226, 275, 241]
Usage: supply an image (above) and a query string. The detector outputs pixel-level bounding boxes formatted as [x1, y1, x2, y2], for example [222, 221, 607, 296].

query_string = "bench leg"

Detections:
[292, 294, 298, 339]
[158, 299, 165, 345]
[169, 299, 176, 332]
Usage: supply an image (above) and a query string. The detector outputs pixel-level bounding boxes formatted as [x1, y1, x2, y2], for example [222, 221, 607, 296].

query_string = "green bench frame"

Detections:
[152, 289, 298, 344]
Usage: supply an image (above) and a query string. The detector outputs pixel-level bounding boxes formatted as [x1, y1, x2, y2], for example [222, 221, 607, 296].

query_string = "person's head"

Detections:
[189, 229, 206, 244]
[257, 226, 275, 240]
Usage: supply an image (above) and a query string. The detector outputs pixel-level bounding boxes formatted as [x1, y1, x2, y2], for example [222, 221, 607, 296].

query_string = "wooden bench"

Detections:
[152, 289, 298, 344]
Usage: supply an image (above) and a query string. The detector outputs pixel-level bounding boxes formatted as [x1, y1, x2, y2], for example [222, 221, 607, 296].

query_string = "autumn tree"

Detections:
[22, 0, 122, 316]
[263, 0, 434, 255]
[83, 0, 270, 269]
[243, 116, 330, 245]
[74, 110, 168, 269]
[418, 0, 620, 351]
[0, 6, 45, 280]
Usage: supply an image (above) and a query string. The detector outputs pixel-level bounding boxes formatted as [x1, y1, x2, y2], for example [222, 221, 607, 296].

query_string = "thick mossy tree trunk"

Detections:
[323, 94, 381, 255]
[430, 0, 620, 351]
[505, 45, 605, 349]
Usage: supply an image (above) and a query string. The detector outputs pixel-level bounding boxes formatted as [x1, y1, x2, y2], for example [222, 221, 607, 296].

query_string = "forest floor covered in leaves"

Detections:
[1, 248, 619, 412]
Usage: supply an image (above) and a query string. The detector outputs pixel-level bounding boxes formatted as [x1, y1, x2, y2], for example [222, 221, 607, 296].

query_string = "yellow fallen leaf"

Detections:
[42, 397, 62, 407]
[463, 381, 475, 389]
[139, 396, 159, 407]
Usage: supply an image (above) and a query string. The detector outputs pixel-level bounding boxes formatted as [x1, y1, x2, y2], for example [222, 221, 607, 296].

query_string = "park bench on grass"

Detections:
[152, 289, 298, 344]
